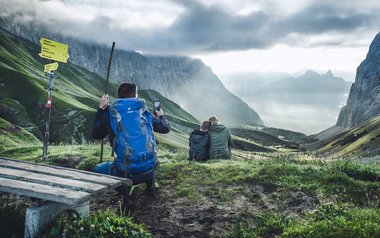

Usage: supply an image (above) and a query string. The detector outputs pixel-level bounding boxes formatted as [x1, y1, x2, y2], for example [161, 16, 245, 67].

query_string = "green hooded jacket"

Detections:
[208, 124, 232, 159]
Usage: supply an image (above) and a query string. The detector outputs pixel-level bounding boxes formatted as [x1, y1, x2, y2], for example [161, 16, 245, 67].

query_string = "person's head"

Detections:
[200, 121, 211, 131]
[208, 115, 219, 126]
[118, 82, 138, 98]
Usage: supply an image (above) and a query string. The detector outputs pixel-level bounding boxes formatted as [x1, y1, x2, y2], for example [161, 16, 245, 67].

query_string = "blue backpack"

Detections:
[106, 98, 157, 174]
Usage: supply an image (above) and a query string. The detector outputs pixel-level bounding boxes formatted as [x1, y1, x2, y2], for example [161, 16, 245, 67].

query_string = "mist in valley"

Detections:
[221, 70, 352, 134]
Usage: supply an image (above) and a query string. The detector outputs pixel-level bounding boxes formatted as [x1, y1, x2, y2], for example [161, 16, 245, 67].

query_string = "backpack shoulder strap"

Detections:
[109, 103, 123, 157]
[137, 98, 148, 112]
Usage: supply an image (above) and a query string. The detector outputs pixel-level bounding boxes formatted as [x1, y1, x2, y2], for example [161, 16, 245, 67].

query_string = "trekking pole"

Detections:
[42, 70, 55, 160]
[100, 42, 115, 163]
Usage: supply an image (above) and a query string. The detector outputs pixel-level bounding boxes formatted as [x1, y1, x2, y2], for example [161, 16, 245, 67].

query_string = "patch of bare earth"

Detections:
[1, 181, 318, 237]
[91, 183, 319, 237]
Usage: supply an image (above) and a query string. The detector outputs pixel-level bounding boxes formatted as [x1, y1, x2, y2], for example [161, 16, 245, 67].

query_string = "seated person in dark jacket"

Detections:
[92, 82, 170, 196]
[189, 121, 211, 161]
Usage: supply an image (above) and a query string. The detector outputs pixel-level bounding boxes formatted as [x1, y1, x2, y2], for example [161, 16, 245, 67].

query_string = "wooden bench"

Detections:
[0, 157, 132, 238]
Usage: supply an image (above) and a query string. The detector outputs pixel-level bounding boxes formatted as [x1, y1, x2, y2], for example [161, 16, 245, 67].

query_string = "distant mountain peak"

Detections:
[301, 69, 342, 81]
[367, 32, 380, 60]
[303, 70, 319, 78]
[325, 69, 334, 77]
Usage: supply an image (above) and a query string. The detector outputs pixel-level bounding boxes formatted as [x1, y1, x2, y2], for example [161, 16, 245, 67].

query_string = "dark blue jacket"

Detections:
[189, 129, 210, 161]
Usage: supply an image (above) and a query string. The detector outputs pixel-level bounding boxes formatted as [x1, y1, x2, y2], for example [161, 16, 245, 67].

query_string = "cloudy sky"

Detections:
[1, 0, 379, 80]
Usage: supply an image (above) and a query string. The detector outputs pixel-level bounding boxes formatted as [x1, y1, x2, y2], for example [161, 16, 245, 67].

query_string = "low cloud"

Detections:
[1, 0, 379, 54]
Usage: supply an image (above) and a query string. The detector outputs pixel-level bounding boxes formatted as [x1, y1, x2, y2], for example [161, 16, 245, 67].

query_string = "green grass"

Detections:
[1, 139, 379, 237]
[41, 210, 151, 238]
[281, 204, 380, 238]
[227, 204, 380, 238]
[158, 155, 380, 206]
[0, 117, 40, 151]
[315, 115, 380, 159]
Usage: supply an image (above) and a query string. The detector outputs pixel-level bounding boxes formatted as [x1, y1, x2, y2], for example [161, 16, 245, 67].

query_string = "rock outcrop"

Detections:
[336, 32, 380, 128]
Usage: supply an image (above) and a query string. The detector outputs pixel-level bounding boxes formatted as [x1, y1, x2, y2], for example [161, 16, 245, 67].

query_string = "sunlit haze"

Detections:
[196, 44, 369, 82]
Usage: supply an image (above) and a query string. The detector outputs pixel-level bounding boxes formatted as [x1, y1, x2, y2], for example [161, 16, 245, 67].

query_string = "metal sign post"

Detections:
[39, 37, 69, 160]
[42, 71, 55, 160]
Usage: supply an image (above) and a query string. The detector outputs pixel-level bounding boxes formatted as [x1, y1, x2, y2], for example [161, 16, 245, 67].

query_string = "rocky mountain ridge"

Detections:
[337, 32, 380, 128]
[0, 16, 263, 126]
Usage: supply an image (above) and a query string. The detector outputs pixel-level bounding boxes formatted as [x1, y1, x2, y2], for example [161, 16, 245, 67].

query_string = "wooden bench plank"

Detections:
[0, 167, 107, 194]
[0, 177, 90, 205]
[0, 157, 131, 187]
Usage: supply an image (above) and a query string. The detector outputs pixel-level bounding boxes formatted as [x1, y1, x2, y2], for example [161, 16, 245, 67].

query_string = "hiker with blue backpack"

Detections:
[92, 82, 169, 208]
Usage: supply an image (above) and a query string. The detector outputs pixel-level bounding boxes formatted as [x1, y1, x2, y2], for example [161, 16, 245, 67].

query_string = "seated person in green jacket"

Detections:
[208, 116, 232, 160]
[189, 121, 211, 161]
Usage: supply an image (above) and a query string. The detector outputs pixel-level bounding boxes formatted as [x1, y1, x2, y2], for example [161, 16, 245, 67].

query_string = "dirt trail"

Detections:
[92, 183, 319, 238]
[92, 185, 233, 237]
[1, 180, 319, 238]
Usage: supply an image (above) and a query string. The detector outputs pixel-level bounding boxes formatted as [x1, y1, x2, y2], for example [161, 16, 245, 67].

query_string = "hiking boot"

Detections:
[145, 186, 157, 198]
[144, 177, 158, 197]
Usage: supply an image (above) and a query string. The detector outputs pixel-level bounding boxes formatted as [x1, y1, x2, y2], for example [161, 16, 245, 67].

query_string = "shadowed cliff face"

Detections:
[337, 32, 380, 128]
[0, 17, 263, 127]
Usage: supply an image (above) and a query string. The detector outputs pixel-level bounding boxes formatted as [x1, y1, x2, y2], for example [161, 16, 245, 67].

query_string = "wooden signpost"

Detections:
[39, 38, 69, 160]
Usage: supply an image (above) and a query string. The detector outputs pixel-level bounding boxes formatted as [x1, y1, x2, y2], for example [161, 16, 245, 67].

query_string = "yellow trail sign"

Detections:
[39, 38, 69, 63]
[44, 62, 59, 72]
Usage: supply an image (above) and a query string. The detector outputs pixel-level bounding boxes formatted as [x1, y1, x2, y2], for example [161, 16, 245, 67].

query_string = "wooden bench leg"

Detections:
[24, 201, 89, 238]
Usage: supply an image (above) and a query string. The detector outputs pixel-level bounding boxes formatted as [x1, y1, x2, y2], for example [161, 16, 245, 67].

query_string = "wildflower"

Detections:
[90, 224, 95, 229]
[80, 227, 84, 232]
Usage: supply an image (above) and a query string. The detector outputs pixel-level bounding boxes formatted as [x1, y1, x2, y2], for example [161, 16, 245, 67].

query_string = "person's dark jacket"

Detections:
[208, 124, 232, 159]
[189, 129, 209, 161]
[92, 106, 170, 145]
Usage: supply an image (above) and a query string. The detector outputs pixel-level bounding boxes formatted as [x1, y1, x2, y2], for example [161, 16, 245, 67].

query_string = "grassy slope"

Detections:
[0, 29, 107, 143]
[0, 29, 201, 146]
[308, 115, 380, 160]
[0, 117, 40, 151]
[231, 128, 299, 149]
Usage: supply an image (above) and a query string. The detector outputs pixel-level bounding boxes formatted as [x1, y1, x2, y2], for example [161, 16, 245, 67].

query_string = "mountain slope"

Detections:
[312, 115, 380, 159]
[0, 17, 263, 127]
[303, 32, 380, 159]
[337, 32, 380, 128]
[0, 117, 40, 151]
[0, 29, 199, 145]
